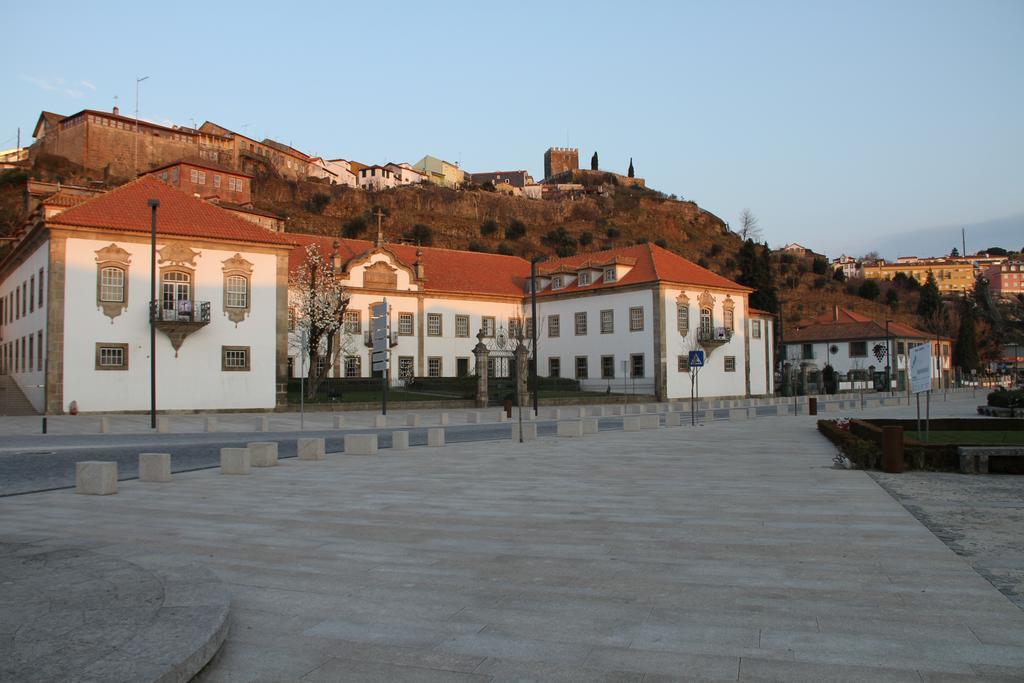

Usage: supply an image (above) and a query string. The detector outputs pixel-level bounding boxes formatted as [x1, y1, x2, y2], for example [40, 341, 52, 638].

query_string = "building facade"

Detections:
[862, 253, 1008, 295]
[543, 147, 579, 180]
[412, 155, 464, 188]
[986, 260, 1024, 299]
[148, 160, 252, 205]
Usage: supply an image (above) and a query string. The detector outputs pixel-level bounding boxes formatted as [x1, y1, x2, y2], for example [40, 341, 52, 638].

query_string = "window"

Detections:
[601, 355, 615, 379]
[21, 282, 26, 316]
[700, 308, 712, 337]
[629, 306, 644, 332]
[455, 314, 470, 338]
[37, 331, 43, 370]
[99, 267, 125, 302]
[316, 356, 328, 378]
[190, 169, 200, 183]
[288, 307, 296, 332]
[29, 276, 34, 313]
[222, 346, 250, 371]
[398, 312, 414, 335]
[849, 341, 867, 357]
[343, 311, 361, 335]
[603, 267, 616, 282]
[552, 275, 563, 290]
[481, 316, 495, 337]
[723, 307, 734, 331]
[38, 268, 44, 308]
[95, 343, 128, 370]
[548, 314, 560, 337]
[170, 168, 179, 183]
[575, 356, 588, 379]
[678, 355, 690, 372]
[344, 355, 361, 377]
[630, 354, 645, 378]
[428, 357, 442, 377]
[578, 271, 591, 286]
[574, 311, 587, 336]
[398, 356, 414, 381]
[427, 313, 442, 336]
[526, 317, 534, 339]
[752, 320, 761, 339]
[456, 357, 470, 377]
[677, 303, 689, 335]
[225, 275, 248, 308]
[600, 310, 613, 334]
[724, 356, 736, 372]
[548, 357, 560, 378]
[897, 342, 906, 355]
[487, 357, 496, 378]
[802, 343, 814, 360]
[213, 175, 221, 189]
[27, 335, 32, 371]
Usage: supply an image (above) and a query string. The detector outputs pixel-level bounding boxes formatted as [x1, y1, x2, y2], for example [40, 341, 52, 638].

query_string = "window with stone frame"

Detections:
[677, 298, 690, 335]
[578, 271, 591, 286]
[427, 313, 443, 336]
[427, 356, 442, 377]
[95, 243, 132, 322]
[548, 314, 560, 337]
[95, 343, 128, 370]
[600, 309, 614, 334]
[724, 356, 736, 372]
[723, 304, 735, 331]
[398, 312, 414, 335]
[552, 275, 563, 290]
[99, 267, 125, 302]
[601, 355, 615, 379]
[222, 346, 251, 371]
[575, 356, 588, 379]
[849, 340, 867, 357]
[225, 275, 248, 308]
[525, 317, 534, 339]
[629, 306, 644, 331]
[398, 356, 414, 381]
[344, 355, 362, 378]
[481, 316, 495, 337]
[630, 353, 645, 378]
[29, 275, 34, 313]
[455, 314, 470, 338]
[603, 267, 616, 282]
[548, 357, 561, 378]
[221, 254, 253, 324]
[574, 311, 587, 336]
[678, 355, 690, 372]
[752, 320, 761, 339]
[344, 311, 362, 335]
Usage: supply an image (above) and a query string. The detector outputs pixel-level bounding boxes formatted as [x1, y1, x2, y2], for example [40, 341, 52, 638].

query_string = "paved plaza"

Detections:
[2, 395, 1024, 681]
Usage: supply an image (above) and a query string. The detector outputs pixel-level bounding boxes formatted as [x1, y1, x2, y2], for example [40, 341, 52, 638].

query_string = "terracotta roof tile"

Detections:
[49, 176, 294, 247]
[787, 307, 950, 343]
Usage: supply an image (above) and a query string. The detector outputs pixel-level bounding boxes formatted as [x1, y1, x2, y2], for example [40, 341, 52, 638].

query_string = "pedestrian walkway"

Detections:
[0, 393, 1020, 681]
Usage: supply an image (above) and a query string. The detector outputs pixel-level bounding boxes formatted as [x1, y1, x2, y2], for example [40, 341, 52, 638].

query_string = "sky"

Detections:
[5, 0, 1022, 258]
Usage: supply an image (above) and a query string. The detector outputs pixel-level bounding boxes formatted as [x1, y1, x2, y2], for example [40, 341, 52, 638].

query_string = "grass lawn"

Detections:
[907, 430, 1024, 445]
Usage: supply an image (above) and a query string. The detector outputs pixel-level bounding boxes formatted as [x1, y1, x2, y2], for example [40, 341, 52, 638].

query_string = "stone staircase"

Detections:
[0, 375, 40, 416]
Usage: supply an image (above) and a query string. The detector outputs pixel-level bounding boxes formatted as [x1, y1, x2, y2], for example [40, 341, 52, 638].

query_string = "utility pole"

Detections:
[374, 208, 385, 247]
[962, 227, 966, 258]
[148, 198, 160, 429]
[134, 76, 150, 176]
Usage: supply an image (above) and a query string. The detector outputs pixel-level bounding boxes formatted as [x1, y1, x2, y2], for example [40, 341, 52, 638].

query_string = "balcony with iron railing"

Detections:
[696, 326, 733, 348]
[150, 300, 211, 354]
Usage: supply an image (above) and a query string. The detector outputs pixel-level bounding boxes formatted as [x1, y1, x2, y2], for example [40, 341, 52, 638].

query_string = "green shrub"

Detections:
[817, 420, 882, 469]
[988, 389, 1024, 408]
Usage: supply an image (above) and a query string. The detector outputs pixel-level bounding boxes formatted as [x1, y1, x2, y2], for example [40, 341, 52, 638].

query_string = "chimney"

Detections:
[112, 106, 120, 116]
[415, 250, 425, 279]
[833, 305, 839, 322]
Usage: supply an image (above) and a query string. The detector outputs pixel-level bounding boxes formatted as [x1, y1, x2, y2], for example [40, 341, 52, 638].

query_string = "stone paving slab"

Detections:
[0, 394, 1021, 681]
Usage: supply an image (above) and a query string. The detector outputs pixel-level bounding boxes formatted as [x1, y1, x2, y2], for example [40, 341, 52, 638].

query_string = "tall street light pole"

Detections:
[148, 198, 160, 429]
[885, 319, 894, 396]
[134, 76, 150, 176]
[530, 255, 545, 416]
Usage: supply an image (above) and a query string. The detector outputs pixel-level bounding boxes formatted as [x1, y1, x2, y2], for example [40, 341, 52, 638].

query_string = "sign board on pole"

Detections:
[371, 301, 389, 370]
[688, 350, 705, 368]
[909, 343, 932, 394]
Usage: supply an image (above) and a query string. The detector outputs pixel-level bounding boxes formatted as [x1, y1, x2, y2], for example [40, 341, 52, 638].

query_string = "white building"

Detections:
[287, 239, 776, 400]
[357, 165, 397, 191]
[831, 254, 860, 279]
[384, 162, 428, 186]
[0, 176, 293, 414]
[324, 158, 357, 187]
[782, 307, 952, 393]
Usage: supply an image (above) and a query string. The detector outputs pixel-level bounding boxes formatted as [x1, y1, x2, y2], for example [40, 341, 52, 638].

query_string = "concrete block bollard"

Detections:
[333, 415, 346, 429]
[391, 431, 409, 450]
[427, 428, 445, 447]
[156, 417, 170, 433]
[344, 434, 378, 455]
[627, 405, 642, 415]
[374, 415, 388, 428]
[552, 408, 562, 420]
[138, 453, 171, 482]
[497, 411, 509, 423]
[466, 412, 480, 424]
[646, 404, 659, 413]
[607, 405, 624, 416]
[75, 461, 118, 495]
[439, 413, 449, 426]
[640, 414, 660, 429]
[666, 412, 683, 427]
[557, 420, 584, 437]
[590, 406, 605, 417]
[623, 416, 641, 431]
[220, 448, 250, 475]
[581, 417, 599, 434]
[297, 438, 325, 461]
[205, 417, 218, 433]
[728, 408, 748, 421]
[98, 417, 109, 434]
[406, 414, 421, 427]
[248, 442, 278, 467]
[258, 416, 270, 432]
[512, 422, 538, 441]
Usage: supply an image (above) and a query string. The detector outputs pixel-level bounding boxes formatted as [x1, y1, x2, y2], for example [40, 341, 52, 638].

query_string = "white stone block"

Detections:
[427, 428, 445, 447]
[466, 412, 480, 424]
[825, 402, 840, 413]
[626, 405, 642, 415]
[552, 408, 562, 420]
[666, 412, 683, 427]
[497, 411, 509, 422]
[374, 414, 388, 428]
[438, 413, 449, 425]
[220, 448, 250, 475]
[258, 416, 270, 432]
[333, 415, 346, 429]
[646, 404, 659, 413]
[138, 453, 171, 482]
[98, 417, 109, 434]
[728, 408, 748, 421]
[557, 420, 583, 437]
[391, 431, 409, 450]
[345, 434, 378, 455]
[607, 405, 624, 416]
[156, 417, 170, 433]
[247, 442, 278, 467]
[640, 414, 660, 429]
[75, 461, 117, 495]
[581, 417, 599, 434]
[592, 406, 606, 417]
[297, 438, 325, 461]
[406, 414, 421, 427]
[623, 416, 641, 432]
[512, 422, 538, 441]
[206, 417, 218, 433]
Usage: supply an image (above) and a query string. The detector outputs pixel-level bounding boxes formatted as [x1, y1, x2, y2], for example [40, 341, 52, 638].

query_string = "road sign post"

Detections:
[688, 350, 705, 426]
[909, 343, 932, 441]
[371, 299, 390, 415]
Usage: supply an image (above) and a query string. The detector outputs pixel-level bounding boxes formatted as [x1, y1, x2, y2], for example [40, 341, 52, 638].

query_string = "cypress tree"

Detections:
[591, 152, 599, 170]
[627, 158, 635, 178]
[917, 271, 942, 318]
[954, 306, 980, 372]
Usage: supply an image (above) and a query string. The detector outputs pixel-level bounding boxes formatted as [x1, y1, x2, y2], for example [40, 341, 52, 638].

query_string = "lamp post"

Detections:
[529, 255, 545, 416]
[885, 319, 893, 396]
[148, 198, 160, 429]
[777, 298, 786, 396]
[134, 76, 149, 176]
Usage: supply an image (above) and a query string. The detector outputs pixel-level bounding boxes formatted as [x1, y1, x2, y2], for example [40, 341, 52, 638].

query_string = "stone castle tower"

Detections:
[543, 147, 579, 180]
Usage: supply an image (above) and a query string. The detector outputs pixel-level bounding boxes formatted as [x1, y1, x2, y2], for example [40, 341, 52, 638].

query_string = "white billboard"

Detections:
[909, 343, 932, 394]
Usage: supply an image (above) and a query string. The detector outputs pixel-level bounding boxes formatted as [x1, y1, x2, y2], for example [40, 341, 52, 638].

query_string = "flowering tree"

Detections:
[289, 243, 350, 399]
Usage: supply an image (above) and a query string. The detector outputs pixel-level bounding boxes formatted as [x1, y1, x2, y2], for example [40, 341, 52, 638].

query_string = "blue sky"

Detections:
[5, 0, 1022, 257]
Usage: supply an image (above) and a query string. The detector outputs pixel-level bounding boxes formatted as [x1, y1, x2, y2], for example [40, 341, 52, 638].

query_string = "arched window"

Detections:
[99, 267, 124, 302]
[225, 275, 248, 308]
[700, 308, 712, 337]
[162, 271, 192, 316]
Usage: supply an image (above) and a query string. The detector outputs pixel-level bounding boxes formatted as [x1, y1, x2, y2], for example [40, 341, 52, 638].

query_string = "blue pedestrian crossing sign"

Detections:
[688, 350, 705, 368]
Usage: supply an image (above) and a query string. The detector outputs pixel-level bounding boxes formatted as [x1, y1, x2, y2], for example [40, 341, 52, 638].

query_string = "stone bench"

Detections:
[438, 413, 449, 425]
[406, 414, 421, 427]
[332, 415, 346, 429]
[639, 414, 660, 429]
[156, 417, 170, 433]
[623, 416, 641, 432]
[220, 447, 250, 475]
[512, 422, 538, 441]
[391, 431, 409, 450]
[345, 434, 378, 455]
[466, 412, 481, 424]
[728, 408, 748, 421]
[427, 428, 445, 447]
[959, 446, 1024, 474]
[626, 405, 643, 415]
[247, 442, 278, 467]
[98, 417, 109, 434]
[139, 453, 171, 482]
[297, 438, 325, 461]
[557, 420, 584, 437]
[607, 405, 624, 416]
[76, 461, 117, 495]
[374, 415, 388, 428]
[258, 416, 271, 432]
[581, 417, 599, 434]
[206, 417, 218, 433]
[665, 412, 683, 427]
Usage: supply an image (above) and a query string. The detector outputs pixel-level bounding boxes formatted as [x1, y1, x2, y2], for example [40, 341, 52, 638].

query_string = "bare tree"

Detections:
[289, 243, 350, 399]
[738, 209, 762, 241]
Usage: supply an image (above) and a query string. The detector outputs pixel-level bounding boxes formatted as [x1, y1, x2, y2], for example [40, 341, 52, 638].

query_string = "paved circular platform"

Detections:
[0, 537, 229, 683]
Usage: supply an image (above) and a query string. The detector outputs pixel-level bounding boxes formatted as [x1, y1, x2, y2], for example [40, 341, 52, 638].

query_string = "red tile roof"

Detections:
[48, 176, 294, 247]
[787, 307, 950, 343]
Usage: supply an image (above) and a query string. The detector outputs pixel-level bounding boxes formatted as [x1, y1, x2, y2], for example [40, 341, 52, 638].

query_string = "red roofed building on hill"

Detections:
[287, 235, 776, 401]
[782, 306, 952, 394]
[0, 176, 294, 414]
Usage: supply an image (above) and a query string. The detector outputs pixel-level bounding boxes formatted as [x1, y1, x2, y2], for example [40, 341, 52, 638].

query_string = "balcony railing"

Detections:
[150, 300, 211, 324]
[363, 331, 399, 347]
[697, 327, 733, 344]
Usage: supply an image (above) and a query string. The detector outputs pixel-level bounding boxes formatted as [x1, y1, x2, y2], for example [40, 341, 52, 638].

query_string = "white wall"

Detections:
[0, 240, 49, 411]
[61, 237, 280, 412]
[663, 287, 748, 399]
[748, 317, 774, 396]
